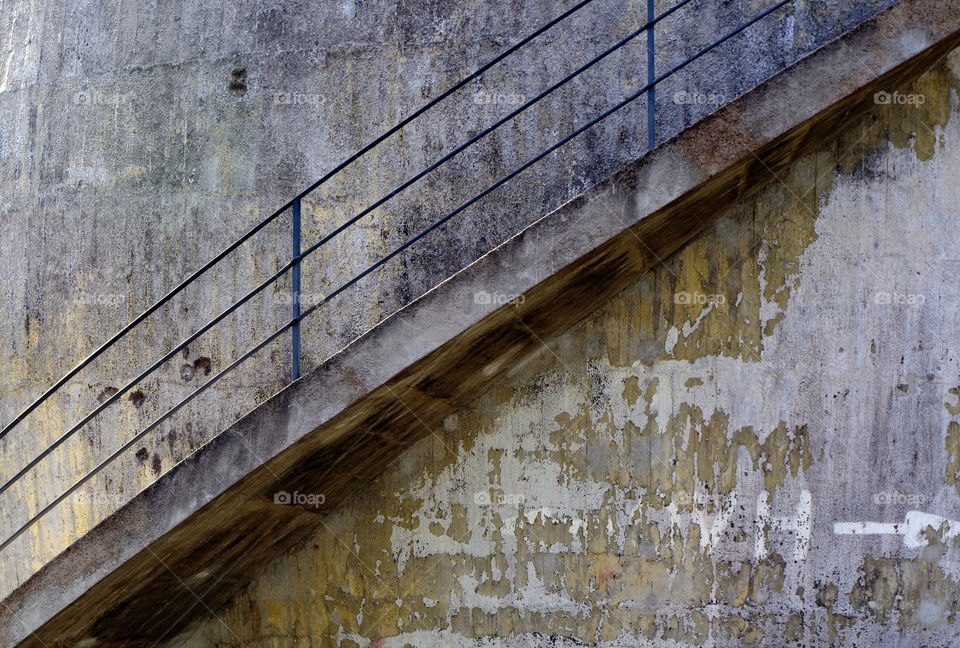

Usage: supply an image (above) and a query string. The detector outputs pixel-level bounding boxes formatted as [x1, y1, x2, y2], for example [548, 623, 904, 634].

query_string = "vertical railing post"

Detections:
[647, 0, 656, 150]
[291, 198, 302, 380]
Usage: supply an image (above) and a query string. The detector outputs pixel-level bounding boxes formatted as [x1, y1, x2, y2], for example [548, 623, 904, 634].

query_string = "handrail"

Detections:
[0, 0, 792, 553]
[0, 0, 602, 443]
[0, 0, 691, 501]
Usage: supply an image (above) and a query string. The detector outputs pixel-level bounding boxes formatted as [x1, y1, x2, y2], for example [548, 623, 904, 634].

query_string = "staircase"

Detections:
[2, 0, 957, 645]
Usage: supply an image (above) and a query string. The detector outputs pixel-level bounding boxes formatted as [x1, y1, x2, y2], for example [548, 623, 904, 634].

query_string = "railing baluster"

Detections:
[292, 198, 302, 380]
[647, 0, 656, 149]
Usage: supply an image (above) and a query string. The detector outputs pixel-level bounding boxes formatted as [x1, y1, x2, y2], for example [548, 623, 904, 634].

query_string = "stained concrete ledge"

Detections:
[3, 0, 960, 645]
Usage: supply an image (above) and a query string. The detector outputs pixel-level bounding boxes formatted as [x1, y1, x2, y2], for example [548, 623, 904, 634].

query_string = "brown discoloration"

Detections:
[946, 421, 960, 492]
[193, 357, 212, 376]
[95, 387, 118, 404]
[127, 390, 146, 408]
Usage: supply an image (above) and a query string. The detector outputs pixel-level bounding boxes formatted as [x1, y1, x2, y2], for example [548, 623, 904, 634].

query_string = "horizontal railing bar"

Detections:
[0, 208, 288, 443]
[0, 318, 293, 552]
[0, 256, 300, 496]
[0, 0, 791, 553]
[0, 0, 599, 443]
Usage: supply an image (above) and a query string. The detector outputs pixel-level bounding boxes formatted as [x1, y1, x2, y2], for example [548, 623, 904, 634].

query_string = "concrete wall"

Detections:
[0, 0, 895, 601]
[174, 52, 960, 646]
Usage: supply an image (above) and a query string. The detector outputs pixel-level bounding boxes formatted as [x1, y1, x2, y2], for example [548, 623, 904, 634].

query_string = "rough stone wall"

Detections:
[0, 0, 895, 600]
[174, 53, 960, 646]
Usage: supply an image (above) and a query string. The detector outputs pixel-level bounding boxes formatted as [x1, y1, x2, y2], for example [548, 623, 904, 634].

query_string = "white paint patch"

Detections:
[664, 326, 679, 355]
[833, 511, 960, 548]
[515, 561, 587, 615]
[756, 489, 811, 562]
[367, 96, 960, 633]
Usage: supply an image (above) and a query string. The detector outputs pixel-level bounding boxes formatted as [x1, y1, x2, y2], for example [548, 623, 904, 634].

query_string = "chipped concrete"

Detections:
[175, 44, 960, 648]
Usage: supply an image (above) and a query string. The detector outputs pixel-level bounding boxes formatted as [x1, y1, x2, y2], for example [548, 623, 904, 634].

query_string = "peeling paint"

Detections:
[175, 50, 960, 648]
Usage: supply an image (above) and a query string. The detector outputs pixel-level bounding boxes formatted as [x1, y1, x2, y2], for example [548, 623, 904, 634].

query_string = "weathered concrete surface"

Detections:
[0, 0, 898, 601]
[178, 43, 960, 647]
[1, 0, 959, 645]
[181, 57, 960, 643]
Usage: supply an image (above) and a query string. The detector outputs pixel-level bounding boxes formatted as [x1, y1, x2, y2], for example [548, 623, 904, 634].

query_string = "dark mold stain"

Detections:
[229, 68, 247, 92]
[193, 357, 212, 376]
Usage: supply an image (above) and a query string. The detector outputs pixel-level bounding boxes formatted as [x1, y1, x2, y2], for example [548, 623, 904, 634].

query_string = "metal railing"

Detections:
[0, 0, 791, 552]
